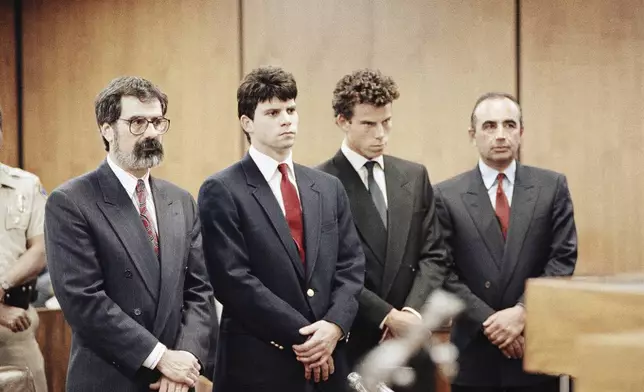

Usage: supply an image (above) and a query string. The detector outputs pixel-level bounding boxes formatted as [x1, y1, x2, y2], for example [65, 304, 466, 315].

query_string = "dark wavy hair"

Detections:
[332, 69, 400, 120]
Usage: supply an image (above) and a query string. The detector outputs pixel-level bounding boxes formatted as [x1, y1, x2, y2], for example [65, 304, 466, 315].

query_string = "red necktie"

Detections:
[278, 164, 305, 264]
[495, 173, 510, 240]
[135, 179, 159, 257]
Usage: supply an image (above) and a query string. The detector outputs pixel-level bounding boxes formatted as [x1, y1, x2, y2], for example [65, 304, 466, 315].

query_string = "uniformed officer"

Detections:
[0, 107, 48, 392]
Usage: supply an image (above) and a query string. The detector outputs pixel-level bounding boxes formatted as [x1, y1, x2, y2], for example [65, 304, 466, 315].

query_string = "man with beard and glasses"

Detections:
[44, 77, 213, 392]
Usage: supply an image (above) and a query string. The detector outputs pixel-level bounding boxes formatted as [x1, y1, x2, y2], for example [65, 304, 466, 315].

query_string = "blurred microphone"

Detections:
[347, 372, 394, 392]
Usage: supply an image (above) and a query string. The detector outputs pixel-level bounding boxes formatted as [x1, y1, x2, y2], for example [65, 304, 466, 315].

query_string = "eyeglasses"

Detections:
[118, 117, 170, 135]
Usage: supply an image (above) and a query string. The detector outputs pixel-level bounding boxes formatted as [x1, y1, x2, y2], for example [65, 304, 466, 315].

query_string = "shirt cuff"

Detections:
[379, 310, 393, 330]
[142, 343, 167, 370]
[401, 307, 422, 320]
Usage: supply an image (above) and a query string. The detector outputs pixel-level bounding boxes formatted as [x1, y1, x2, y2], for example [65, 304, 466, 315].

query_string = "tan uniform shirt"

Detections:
[0, 163, 46, 280]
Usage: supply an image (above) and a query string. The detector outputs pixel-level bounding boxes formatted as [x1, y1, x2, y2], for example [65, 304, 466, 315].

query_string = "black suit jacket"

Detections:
[198, 154, 365, 392]
[44, 161, 213, 392]
[318, 152, 450, 367]
[435, 163, 577, 387]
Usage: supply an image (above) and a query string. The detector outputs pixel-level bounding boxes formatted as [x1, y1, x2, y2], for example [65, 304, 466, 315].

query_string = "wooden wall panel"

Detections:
[242, 0, 516, 183]
[521, 0, 644, 274]
[0, 1, 18, 167]
[21, 0, 241, 195]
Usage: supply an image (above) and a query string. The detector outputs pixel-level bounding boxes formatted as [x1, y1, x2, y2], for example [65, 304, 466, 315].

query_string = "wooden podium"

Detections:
[524, 275, 644, 392]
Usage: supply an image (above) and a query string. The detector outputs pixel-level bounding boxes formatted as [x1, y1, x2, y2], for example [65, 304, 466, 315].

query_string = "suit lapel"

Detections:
[501, 164, 539, 284]
[295, 166, 321, 284]
[331, 151, 387, 264]
[381, 158, 413, 297]
[461, 168, 504, 268]
[96, 161, 160, 300]
[242, 154, 305, 280]
[151, 178, 183, 336]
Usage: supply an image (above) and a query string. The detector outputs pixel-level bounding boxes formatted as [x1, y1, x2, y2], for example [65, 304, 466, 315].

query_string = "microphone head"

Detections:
[347, 372, 362, 385]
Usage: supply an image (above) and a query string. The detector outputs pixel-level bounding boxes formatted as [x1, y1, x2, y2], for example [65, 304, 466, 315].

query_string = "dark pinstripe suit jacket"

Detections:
[45, 161, 213, 392]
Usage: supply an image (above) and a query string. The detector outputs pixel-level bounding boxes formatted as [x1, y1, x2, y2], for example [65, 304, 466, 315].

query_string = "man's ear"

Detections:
[100, 123, 114, 144]
[336, 114, 350, 131]
[468, 128, 476, 145]
[240, 115, 253, 134]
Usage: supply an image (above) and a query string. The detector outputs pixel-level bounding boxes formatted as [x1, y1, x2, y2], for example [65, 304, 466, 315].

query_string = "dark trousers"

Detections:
[451, 378, 560, 392]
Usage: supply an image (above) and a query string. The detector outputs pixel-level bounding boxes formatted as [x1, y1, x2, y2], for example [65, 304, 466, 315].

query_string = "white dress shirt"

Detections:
[340, 140, 388, 206]
[106, 155, 165, 369]
[338, 142, 421, 328]
[248, 145, 300, 215]
[106, 155, 158, 232]
[478, 158, 516, 209]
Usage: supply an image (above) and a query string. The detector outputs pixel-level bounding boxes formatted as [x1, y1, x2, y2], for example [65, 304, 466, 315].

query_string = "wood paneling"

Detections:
[0, 1, 18, 167]
[521, 0, 644, 274]
[35, 309, 71, 392]
[242, 0, 516, 182]
[21, 0, 241, 195]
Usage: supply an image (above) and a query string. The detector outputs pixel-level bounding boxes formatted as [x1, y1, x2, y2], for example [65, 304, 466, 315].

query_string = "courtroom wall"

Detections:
[21, 0, 241, 196]
[2, 0, 643, 274]
[521, 0, 644, 274]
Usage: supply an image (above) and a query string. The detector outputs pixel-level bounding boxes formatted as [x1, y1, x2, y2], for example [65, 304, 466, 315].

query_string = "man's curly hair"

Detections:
[332, 69, 400, 120]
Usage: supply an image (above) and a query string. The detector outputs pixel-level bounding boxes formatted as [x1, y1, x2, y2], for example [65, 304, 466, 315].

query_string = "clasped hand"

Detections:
[292, 320, 342, 382]
[483, 305, 526, 358]
[150, 349, 200, 391]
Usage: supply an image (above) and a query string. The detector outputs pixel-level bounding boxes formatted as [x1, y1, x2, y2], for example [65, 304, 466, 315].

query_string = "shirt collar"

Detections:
[478, 158, 516, 190]
[106, 154, 151, 198]
[248, 145, 295, 182]
[340, 139, 385, 173]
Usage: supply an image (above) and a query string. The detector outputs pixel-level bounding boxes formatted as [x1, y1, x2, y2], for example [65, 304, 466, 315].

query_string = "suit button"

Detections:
[124, 269, 133, 279]
[484, 281, 491, 289]
[307, 289, 315, 297]
[133, 308, 142, 316]
[279, 345, 284, 350]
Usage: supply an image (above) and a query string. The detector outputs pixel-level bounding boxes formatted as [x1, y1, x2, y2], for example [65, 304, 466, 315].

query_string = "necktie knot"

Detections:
[135, 179, 146, 205]
[278, 163, 289, 177]
[364, 160, 377, 175]
[496, 173, 506, 193]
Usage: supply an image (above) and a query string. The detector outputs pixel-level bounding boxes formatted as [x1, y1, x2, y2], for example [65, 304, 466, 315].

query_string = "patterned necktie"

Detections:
[495, 173, 510, 240]
[364, 161, 387, 228]
[135, 179, 159, 257]
[277, 164, 305, 264]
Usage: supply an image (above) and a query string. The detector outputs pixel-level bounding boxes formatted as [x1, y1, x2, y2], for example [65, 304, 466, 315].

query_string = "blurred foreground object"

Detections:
[354, 290, 464, 391]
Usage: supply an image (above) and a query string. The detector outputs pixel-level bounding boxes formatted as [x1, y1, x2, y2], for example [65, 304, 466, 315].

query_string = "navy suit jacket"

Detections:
[198, 153, 365, 392]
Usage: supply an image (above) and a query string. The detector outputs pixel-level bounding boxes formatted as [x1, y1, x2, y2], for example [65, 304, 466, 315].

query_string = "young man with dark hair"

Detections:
[435, 92, 577, 392]
[318, 69, 451, 392]
[199, 66, 365, 392]
[45, 76, 213, 392]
